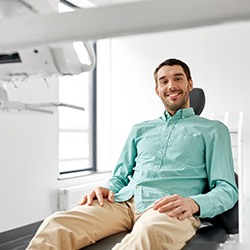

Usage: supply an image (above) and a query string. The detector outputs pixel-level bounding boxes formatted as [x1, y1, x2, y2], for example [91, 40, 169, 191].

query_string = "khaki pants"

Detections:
[26, 198, 200, 250]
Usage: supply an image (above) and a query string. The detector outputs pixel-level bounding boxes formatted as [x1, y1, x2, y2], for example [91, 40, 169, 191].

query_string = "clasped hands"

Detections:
[78, 187, 199, 220]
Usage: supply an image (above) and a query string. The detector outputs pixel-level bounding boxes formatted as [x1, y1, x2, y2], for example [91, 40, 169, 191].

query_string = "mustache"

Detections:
[166, 90, 182, 96]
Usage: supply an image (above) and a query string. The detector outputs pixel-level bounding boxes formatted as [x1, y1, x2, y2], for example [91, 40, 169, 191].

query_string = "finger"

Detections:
[86, 191, 96, 205]
[153, 198, 168, 210]
[155, 201, 173, 212]
[153, 198, 163, 206]
[156, 199, 182, 212]
[168, 204, 193, 220]
[108, 190, 114, 203]
[168, 206, 184, 217]
[78, 195, 87, 206]
[177, 210, 191, 220]
[153, 195, 180, 210]
[96, 191, 105, 206]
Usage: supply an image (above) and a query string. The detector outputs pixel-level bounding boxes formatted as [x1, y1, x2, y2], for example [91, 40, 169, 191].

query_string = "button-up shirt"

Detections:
[105, 108, 238, 218]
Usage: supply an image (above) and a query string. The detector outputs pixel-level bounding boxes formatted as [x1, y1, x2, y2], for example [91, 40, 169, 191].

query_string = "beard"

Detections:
[161, 90, 190, 113]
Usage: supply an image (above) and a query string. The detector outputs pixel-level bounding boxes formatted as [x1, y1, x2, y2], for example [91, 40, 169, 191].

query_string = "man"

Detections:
[27, 58, 238, 250]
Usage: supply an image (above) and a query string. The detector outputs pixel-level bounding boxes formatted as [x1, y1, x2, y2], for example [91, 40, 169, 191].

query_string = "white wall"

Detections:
[0, 77, 110, 232]
[0, 77, 58, 231]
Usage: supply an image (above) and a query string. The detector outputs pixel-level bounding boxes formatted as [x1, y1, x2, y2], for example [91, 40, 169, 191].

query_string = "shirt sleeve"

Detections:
[104, 126, 137, 194]
[190, 121, 238, 218]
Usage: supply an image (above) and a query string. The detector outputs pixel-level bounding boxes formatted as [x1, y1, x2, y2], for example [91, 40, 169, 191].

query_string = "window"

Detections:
[58, 2, 96, 177]
[58, 69, 96, 176]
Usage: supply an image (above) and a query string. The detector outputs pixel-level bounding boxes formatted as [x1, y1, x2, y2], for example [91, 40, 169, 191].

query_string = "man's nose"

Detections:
[167, 80, 176, 90]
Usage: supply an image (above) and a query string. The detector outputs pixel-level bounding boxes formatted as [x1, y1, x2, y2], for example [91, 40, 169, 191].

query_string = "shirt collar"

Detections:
[162, 108, 196, 121]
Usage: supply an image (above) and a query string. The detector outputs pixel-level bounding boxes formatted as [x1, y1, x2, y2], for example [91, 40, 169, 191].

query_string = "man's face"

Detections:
[155, 65, 193, 115]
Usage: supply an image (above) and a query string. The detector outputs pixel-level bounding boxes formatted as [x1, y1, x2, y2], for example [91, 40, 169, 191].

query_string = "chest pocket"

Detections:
[167, 130, 205, 166]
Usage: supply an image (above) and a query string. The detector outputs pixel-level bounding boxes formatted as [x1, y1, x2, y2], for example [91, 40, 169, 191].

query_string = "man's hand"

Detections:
[153, 194, 199, 220]
[78, 187, 114, 207]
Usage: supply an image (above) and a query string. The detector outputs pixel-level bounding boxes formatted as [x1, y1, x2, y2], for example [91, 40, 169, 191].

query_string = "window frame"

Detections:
[58, 43, 97, 178]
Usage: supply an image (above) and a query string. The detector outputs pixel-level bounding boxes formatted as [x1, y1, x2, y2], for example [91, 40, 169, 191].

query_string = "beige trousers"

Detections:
[26, 198, 200, 250]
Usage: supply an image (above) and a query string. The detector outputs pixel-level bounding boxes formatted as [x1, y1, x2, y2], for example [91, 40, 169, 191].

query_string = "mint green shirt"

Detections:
[105, 108, 238, 218]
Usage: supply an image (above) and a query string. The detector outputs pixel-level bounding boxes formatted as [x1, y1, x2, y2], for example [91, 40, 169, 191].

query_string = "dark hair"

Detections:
[154, 58, 192, 83]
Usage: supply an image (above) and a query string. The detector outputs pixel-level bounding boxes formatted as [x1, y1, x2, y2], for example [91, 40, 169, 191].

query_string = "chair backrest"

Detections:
[189, 87, 239, 235]
[189, 88, 205, 115]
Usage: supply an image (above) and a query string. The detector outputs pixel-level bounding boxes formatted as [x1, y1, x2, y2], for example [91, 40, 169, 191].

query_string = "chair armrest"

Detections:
[201, 173, 239, 234]
[210, 200, 238, 234]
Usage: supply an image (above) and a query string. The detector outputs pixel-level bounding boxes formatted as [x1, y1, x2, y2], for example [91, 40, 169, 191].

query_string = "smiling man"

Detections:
[154, 59, 193, 116]
[27, 58, 238, 250]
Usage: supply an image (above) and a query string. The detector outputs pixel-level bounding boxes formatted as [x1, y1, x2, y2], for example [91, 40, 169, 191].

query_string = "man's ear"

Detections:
[155, 85, 160, 96]
[189, 79, 193, 92]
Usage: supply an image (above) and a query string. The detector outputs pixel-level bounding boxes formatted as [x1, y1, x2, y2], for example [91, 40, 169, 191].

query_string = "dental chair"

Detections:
[83, 88, 239, 250]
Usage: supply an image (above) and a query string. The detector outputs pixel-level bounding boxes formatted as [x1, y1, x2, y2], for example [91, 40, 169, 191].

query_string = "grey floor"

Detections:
[0, 222, 42, 250]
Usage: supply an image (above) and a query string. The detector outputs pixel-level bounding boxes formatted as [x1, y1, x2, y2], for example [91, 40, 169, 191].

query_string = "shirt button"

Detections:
[136, 185, 139, 188]
[160, 151, 164, 156]
[154, 165, 159, 169]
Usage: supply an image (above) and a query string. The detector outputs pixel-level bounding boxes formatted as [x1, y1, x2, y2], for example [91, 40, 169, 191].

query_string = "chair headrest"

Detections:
[189, 88, 206, 115]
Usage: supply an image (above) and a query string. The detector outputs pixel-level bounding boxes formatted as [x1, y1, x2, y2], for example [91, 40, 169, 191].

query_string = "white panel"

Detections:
[0, 0, 250, 50]
[58, 180, 107, 210]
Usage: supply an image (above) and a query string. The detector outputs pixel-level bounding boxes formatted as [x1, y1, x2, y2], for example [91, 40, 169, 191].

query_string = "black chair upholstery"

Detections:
[190, 88, 205, 115]
[83, 87, 238, 250]
[209, 173, 239, 235]
[182, 174, 238, 250]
